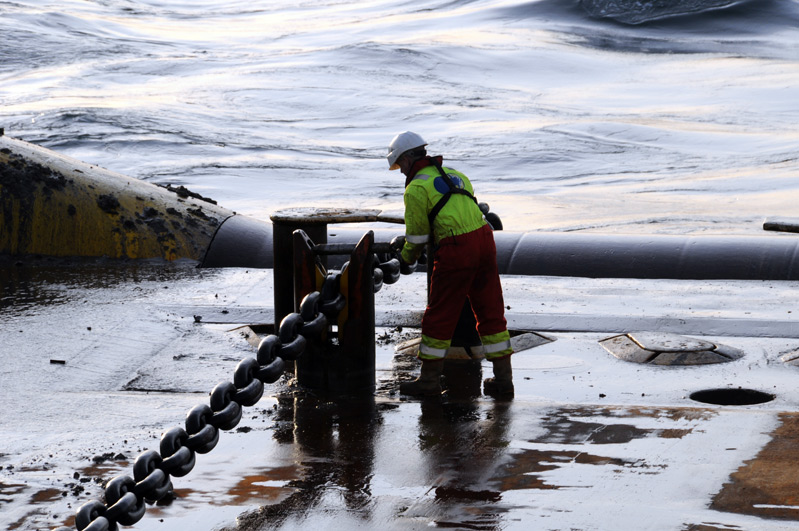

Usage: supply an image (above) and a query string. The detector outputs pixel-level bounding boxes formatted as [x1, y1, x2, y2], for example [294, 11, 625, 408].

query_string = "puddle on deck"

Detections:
[7, 388, 799, 531]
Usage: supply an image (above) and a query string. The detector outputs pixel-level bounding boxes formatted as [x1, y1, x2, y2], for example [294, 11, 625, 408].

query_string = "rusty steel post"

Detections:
[337, 231, 376, 396]
[294, 229, 329, 388]
[293, 229, 326, 314]
[270, 215, 327, 333]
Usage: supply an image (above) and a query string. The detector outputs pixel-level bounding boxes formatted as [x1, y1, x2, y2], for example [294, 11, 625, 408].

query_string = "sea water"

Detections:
[1, 0, 798, 235]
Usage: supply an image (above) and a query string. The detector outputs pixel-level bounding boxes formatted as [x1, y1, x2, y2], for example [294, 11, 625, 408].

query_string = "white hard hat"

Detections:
[387, 131, 427, 170]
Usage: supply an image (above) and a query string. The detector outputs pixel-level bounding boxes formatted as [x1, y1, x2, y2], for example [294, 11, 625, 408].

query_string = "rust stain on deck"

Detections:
[530, 405, 706, 446]
[711, 412, 799, 520]
[497, 449, 637, 491]
[226, 466, 299, 505]
[495, 406, 704, 492]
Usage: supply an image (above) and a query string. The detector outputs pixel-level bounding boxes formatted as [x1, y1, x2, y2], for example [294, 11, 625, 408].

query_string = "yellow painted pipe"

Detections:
[0, 134, 234, 261]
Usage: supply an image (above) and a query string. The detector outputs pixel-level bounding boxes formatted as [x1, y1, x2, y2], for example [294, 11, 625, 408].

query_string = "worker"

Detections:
[387, 131, 514, 397]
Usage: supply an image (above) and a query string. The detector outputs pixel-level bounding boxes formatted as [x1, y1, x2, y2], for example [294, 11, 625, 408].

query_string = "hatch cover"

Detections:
[600, 331, 743, 366]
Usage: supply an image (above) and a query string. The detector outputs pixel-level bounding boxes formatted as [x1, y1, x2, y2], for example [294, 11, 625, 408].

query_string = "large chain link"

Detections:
[54, 269, 352, 531]
[374, 235, 419, 294]
[53, 226, 459, 531]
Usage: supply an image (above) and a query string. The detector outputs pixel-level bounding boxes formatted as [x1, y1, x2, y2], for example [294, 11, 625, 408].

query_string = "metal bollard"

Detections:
[292, 229, 376, 396]
[337, 231, 376, 396]
[293, 229, 330, 390]
[270, 209, 329, 332]
[270, 208, 392, 332]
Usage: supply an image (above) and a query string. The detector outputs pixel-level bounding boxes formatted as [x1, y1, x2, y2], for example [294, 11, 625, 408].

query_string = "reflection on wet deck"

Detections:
[184, 396, 795, 531]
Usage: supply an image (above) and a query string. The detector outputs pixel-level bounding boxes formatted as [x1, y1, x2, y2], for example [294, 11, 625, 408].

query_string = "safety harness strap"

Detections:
[427, 160, 478, 227]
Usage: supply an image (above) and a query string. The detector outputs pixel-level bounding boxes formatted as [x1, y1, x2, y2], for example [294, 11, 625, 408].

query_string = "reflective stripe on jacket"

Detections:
[401, 163, 486, 264]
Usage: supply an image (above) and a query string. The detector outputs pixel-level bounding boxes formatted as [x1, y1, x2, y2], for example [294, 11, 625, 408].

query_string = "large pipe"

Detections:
[3, 133, 797, 280]
[492, 231, 799, 280]
[0, 133, 271, 264]
[201, 214, 273, 268]
[325, 229, 799, 281]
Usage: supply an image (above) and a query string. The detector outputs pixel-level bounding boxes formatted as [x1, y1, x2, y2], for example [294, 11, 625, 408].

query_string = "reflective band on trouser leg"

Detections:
[481, 331, 512, 360]
[419, 335, 450, 360]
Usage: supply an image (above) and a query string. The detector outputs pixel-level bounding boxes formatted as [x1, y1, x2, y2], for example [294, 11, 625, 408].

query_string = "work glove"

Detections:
[399, 254, 416, 275]
[391, 234, 427, 265]
[389, 235, 414, 274]
[389, 235, 405, 253]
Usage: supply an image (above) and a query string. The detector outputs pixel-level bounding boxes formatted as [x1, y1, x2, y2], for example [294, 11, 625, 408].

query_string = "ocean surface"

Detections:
[2, 0, 798, 235]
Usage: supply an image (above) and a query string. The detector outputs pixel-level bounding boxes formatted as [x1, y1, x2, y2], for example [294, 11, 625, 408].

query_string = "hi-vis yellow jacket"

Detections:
[401, 163, 487, 264]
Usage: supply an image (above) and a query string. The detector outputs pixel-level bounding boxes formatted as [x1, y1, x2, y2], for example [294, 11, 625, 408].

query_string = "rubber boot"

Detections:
[400, 359, 444, 396]
[483, 356, 514, 397]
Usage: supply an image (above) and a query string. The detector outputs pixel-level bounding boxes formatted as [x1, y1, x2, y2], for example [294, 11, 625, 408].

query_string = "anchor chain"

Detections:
[57, 272, 346, 531]
[373, 235, 419, 293]
[53, 217, 505, 531]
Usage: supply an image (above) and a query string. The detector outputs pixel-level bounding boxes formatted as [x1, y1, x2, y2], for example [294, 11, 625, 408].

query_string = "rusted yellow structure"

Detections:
[0, 134, 233, 261]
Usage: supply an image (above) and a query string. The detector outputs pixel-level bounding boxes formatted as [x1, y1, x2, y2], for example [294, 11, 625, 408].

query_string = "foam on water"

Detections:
[1, 0, 798, 234]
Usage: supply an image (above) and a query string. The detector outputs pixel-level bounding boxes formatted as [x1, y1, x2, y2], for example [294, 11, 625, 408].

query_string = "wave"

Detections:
[495, 0, 799, 29]
[497, 0, 799, 26]
[579, 0, 743, 24]
[492, 0, 799, 57]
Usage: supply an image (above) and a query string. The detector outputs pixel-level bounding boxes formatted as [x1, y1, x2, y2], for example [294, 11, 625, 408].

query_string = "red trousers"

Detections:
[420, 224, 510, 360]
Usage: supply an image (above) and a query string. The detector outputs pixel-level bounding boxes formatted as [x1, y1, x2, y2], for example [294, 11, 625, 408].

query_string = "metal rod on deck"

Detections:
[313, 242, 393, 256]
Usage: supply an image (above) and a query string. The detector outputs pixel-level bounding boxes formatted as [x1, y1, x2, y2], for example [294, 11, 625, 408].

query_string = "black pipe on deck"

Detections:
[201, 215, 274, 268]
[492, 232, 799, 280]
[323, 229, 799, 281]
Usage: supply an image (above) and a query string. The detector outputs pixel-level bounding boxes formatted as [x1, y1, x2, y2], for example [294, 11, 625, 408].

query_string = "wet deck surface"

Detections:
[1, 260, 799, 530]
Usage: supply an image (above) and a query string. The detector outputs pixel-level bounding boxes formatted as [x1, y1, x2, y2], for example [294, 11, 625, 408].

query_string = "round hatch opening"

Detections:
[689, 388, 774, 406]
